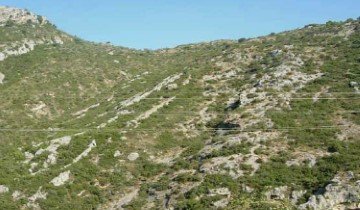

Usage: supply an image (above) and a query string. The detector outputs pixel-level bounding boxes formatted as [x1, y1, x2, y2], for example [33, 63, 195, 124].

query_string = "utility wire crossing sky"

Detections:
[0, 0, 359, 49]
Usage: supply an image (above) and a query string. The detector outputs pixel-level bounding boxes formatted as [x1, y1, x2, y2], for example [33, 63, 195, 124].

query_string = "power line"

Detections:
[3, 91, 360, 95]
[0, 92, 359, 98]
[0, 126, 347, 133]
[2, 111, 358, 115]
[292, 97, 360, 100]
[2, 97, 360, 100]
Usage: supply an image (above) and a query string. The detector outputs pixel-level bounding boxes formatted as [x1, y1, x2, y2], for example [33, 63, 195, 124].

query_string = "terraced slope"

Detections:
[0, 6, 360, 210]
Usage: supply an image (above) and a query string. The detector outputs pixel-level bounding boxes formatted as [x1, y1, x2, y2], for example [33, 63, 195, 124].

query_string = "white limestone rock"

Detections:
[0, 185, 9, 194]
[349, 81, 358, 87]
[242, 184, 254, 193]
[24, 151, 34, 164]
[209, 188, 231, 197]
[213, 198, 229, 208]
[299, 172, 360, 209]
[114, 150, 122, 158]
[166, 83, 178, 90]
[0, 72, 4, 84]
[291, 190, 307, 205]
[0, 6, 48, 25]
[127, 152, 139, 161]
[209, 188, 231, 209]
[0, 52, 5, 61]
[265, 186, 289, 200]
[27, 186, 47, 208]
[12, 190, 24, 200]
[69, 140, 96, 165]
[50, 171, 71, 186]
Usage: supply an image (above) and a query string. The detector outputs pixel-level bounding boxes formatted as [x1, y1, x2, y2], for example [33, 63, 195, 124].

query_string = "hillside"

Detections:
[0, 6, 360, 210]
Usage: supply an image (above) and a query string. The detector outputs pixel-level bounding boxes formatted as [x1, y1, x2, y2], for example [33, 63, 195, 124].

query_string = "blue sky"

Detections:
[0, 0, 359, 49]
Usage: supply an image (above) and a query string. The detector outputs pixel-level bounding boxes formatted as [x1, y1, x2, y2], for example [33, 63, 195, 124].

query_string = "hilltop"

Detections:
[0, 6, 360, 210]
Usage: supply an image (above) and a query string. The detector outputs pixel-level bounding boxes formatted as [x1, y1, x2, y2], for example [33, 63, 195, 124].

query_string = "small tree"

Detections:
[5, 20, 14, 27]
[37, 15, 43, 24]
[238, 38, 246, 43]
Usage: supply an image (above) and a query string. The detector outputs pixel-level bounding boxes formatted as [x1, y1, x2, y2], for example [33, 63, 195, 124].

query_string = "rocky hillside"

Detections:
[0, 6, 360, 210]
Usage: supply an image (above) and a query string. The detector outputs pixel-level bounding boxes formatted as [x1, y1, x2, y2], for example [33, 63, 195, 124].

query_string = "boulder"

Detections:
[127, 152, 139, 161]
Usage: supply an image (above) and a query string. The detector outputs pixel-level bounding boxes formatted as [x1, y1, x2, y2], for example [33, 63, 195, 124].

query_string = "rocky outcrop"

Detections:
[0, 37, 66, 62]
[265, 186, 307, 206]
[0, 6, 48, 25]
[0, 39, 36, 61]
[65, 140, 97, 167]
[26, 186, 47, 209]
[24, 136, 72, 174]
[126, 97, 175, 128]
[199, 154, 245, 178]
[209, 187, 231, 197]
[72, 103, 100, 118]
[298, 172, 360, 210]
[291, 190, 307, 205]
[97, 73, 183, 129]
[263, 172, 360, 209]
[0, 7, 68, 62]
[286, 153, 317, 168]
[265, 186, 289, 200]
[209, 188, 231, 208]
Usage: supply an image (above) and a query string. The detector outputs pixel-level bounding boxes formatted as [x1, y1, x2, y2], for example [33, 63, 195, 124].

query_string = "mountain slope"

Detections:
[0, 6, 360, 210]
